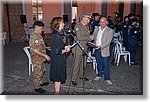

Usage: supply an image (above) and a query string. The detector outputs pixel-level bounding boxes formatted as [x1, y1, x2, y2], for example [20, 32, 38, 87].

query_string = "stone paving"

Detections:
[2, 42, 143, 95]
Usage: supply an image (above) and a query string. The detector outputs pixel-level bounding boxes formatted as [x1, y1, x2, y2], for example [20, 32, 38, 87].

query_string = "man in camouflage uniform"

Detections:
[71, 14, 93, 85]
[29, 21, 50, 94]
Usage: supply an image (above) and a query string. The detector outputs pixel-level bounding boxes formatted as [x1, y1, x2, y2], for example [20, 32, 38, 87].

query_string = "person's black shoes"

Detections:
[72, 81, 77, 86]
[71, 77, 89, 86]
[35, 88, 46, 94]
[40, 82, 49, 87]
[79, 77, 89, 81]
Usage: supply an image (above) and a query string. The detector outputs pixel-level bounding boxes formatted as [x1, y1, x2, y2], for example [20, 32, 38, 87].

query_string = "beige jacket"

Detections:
[93, 26, 114, 57]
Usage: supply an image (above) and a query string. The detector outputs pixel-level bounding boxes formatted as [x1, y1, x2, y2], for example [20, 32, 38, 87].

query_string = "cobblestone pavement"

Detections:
[2, 42, 143, 95]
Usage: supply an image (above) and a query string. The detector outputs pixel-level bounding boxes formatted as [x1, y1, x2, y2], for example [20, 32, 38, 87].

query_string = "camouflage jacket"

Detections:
[29, 32, 46, 64]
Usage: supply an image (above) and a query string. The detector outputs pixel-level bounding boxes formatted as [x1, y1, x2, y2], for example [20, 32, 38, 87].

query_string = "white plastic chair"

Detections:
[119, 31, 123, 42]
[87, 51, 98, 73]
[0, 32, 7, 45]
[113, 40, 126, 58]
[112, 32, 120, 42]
[115, 41, 131, 66]
[3, 32, 7, 45]
[23, 46, 33, 76]
[113, 31, 123, 43]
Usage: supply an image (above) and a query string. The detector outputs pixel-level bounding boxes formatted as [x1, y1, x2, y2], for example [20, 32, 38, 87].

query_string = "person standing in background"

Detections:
[128, 18, 138, 65]
[122, 16, 129, 50]
[107, 16, 114, 29]
[90, 13, 101, 35]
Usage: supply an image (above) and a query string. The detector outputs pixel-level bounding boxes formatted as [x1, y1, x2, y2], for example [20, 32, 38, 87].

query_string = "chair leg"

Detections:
[93, 60, 98, 73]
[29, 64, 33, 76]
[117, 54, 120, 66]
[114, 53, 118, 63]
[93, 61, 95, 70]
[95, 63, 98, 74]
[124, 55, 127, 62]
[128, 54, 131, 66]
[3, 39, 5, 46]
[31, 64, 33, 72]
[29, 64, 31, 76]
[112, 46, 115, 56]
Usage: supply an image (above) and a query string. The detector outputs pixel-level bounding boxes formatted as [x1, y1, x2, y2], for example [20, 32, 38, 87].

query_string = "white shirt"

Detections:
[96, 26, 106, 46]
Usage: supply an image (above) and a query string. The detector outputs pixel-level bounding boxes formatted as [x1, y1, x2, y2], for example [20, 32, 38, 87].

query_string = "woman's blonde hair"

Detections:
[50, 17, 63, 31]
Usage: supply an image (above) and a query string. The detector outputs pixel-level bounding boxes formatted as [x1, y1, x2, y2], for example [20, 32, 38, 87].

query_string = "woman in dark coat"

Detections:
[50, 17, 71, 94]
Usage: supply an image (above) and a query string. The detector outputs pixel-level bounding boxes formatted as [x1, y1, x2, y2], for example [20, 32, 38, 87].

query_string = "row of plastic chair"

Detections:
[24, 42, 130, 77]
[87, 51, 98, 73]
[113, 31, 123, 42]
[113, 40, 131, 66]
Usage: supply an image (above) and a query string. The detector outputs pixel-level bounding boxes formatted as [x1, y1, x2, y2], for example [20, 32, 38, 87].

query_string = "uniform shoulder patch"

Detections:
[35, 40, 39, 44]
[76, 27, 79, 31]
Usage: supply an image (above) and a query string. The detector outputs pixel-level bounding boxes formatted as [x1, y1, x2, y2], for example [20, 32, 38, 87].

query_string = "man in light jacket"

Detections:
[92, 17, 114, 85]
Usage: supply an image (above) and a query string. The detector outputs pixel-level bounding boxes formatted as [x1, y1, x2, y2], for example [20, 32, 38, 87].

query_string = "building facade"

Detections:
[1, 0, 143, 43]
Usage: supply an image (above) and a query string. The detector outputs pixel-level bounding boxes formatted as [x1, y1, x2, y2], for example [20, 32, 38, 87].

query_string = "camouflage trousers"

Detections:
[32, 62, 46, 89]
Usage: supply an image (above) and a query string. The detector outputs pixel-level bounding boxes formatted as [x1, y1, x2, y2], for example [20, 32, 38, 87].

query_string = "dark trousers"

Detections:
[95, 49, 110, 80]
[128, 36, 137, 63]
[123, 30, 129, 50]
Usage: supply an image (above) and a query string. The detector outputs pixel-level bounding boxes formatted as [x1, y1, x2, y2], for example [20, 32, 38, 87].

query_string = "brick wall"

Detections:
[135, 1, 143, 16]
[7, 3, 26, 42]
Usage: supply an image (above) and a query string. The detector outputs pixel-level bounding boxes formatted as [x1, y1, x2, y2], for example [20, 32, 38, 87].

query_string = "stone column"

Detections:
[135, 1, 143, 16]
[130, 2, 136, 14]
[64, 0, 72, 45]
[0, 0, 3, 94]
[101, 2, 107, 16]
[61, 0, 64, 16]
[123, 1, 131, 17]
[64, 0, 72, 27]
[119, 2, 124, 20]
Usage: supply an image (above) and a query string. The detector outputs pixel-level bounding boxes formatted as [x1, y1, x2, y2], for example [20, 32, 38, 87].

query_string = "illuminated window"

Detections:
[32, 0, 43, 21]
[72, 1, 78, 22]
[72, 7, 77, 21]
